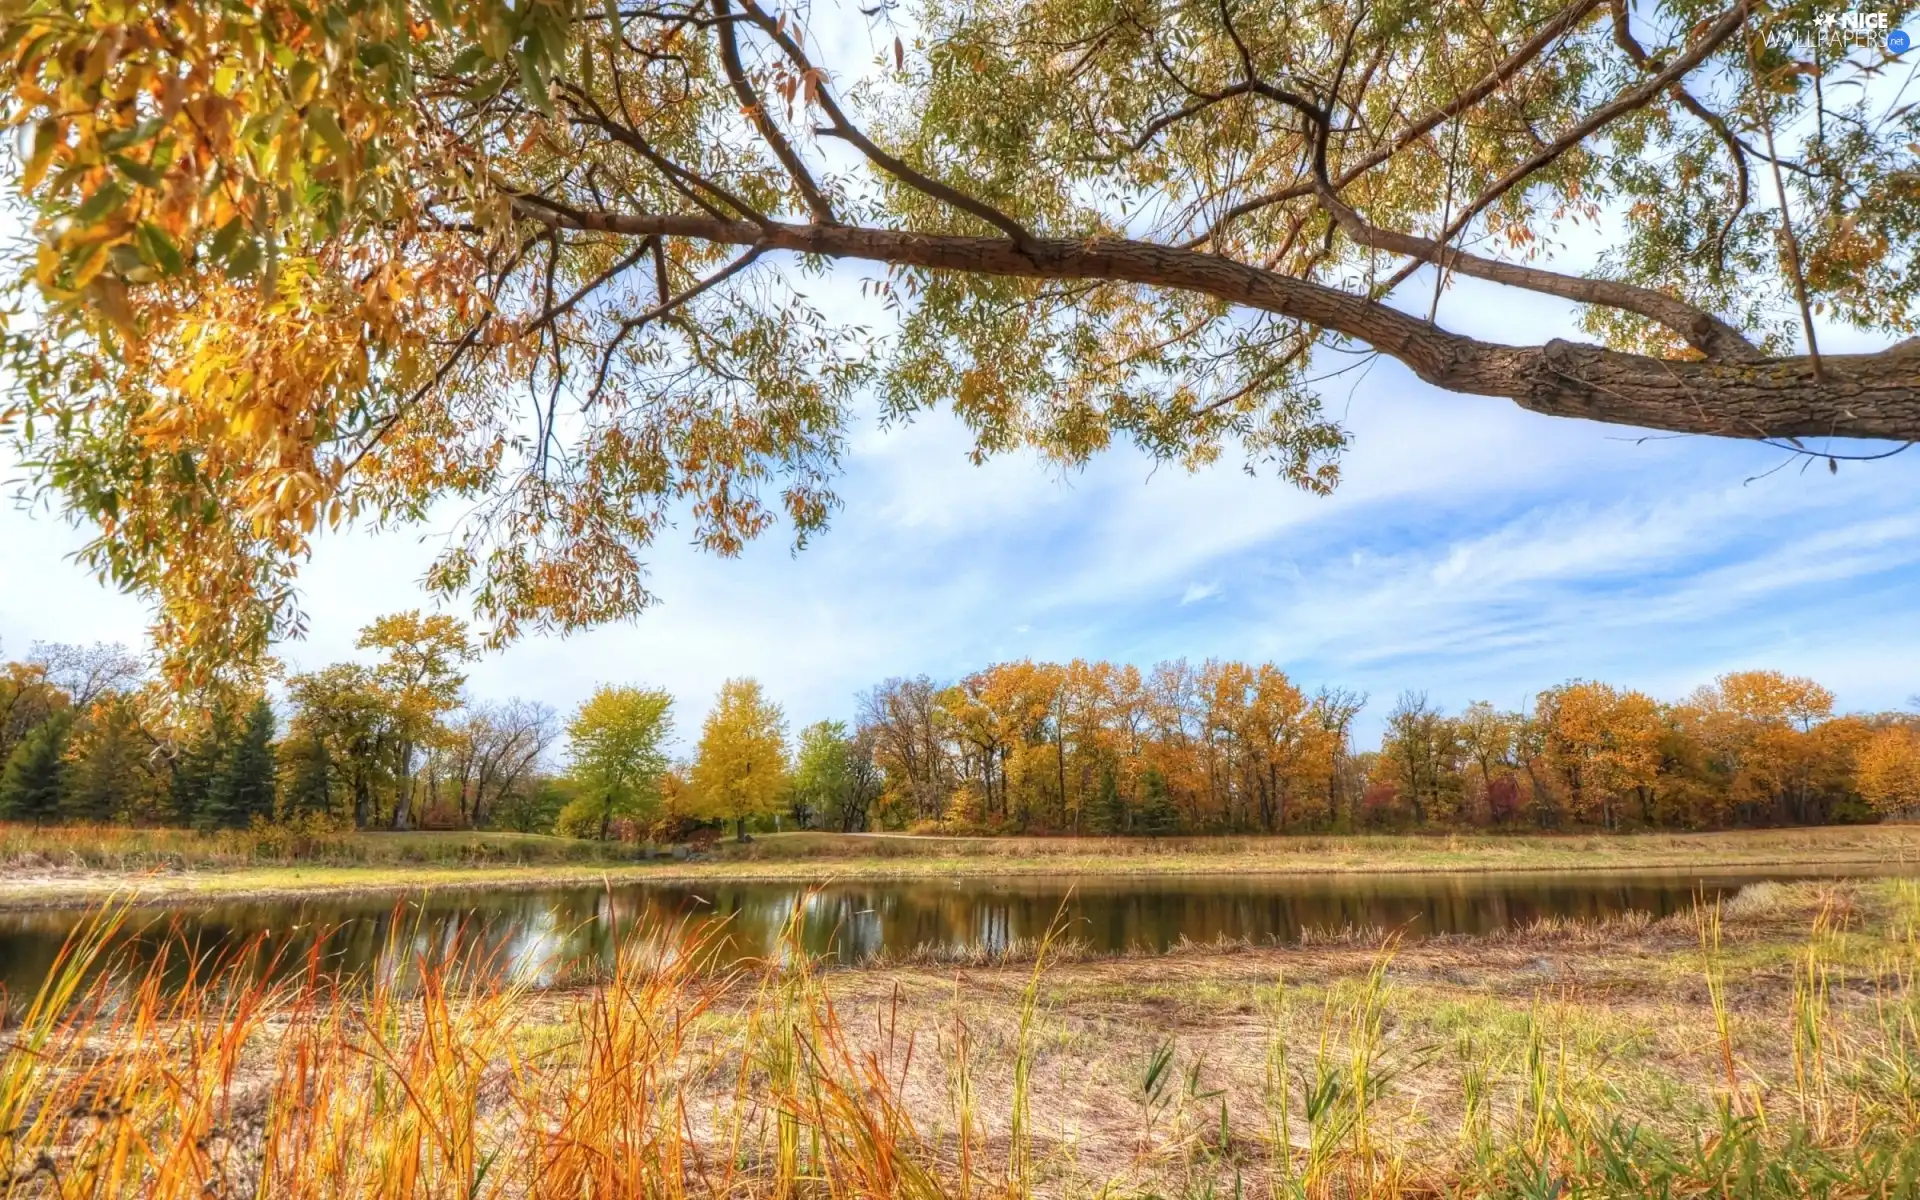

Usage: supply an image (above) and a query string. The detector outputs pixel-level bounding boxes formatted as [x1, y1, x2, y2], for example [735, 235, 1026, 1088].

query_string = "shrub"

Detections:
[553, 795, 606, 840]
[246, 811, 357, 861]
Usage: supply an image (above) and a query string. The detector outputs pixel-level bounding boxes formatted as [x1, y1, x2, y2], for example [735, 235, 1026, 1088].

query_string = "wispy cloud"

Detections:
[4, 260, 1915, 747]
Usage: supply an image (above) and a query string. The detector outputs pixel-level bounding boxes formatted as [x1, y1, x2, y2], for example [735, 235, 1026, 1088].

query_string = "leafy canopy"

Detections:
[689, 677, 787, 834]
[566, 682, 673, 835]
[1, 0, 1915, 683]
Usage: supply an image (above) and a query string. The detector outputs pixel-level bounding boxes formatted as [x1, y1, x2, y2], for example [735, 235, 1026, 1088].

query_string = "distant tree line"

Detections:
[849, 664, 1920, 834]
[5, 627, 1918, 838]
[0, 641, 278, 830]
[0, 622, 561, 834]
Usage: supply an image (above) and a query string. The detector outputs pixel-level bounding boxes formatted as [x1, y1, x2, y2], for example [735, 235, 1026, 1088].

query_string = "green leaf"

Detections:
[450, 45, 488, 74]
[208, 216, 246, 262]
[100, 117, 165, 152]
[137, 224, 186, 276]
[460, 71, 507, 104]
[23, 119, 58, 191]
[514, 44, 552, 114]
[308, 105, 353, 164]
[72, 181, 129, 226]
[603, 0, 623, 37]
[227, 237, 263, 280]
[110, 153, 164, 189]
[290, 60, 320, 105]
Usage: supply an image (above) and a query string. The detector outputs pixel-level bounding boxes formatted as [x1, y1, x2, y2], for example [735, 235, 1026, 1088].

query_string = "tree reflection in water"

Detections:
[0, 868, 1878, 1007]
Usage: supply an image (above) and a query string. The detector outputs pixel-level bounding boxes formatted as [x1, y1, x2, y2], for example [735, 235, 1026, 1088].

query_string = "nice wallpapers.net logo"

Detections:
[1811, 9, 1909, 52]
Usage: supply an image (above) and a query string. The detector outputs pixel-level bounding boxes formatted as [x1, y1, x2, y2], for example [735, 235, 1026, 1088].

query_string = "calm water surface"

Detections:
[0, 868, 1891, 1003]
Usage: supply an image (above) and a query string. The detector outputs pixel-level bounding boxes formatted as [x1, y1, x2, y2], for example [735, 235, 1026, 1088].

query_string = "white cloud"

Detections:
[4, 198, 1915, 748]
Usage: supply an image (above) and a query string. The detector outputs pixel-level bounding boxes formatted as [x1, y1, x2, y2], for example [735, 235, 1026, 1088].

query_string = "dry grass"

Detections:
[6, 880, 1920, 1197]
[5, 824, 1918, 912]
[0, 823, 649, 872]
[714, 826, 1920, 869]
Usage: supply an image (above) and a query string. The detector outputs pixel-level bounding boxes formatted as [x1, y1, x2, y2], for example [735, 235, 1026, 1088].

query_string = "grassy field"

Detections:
[5, 878, 1918, 1196]
[2, 823, 1918, 910]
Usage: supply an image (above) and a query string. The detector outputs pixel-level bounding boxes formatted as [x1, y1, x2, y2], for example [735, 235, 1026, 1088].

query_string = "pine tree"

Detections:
[279, 731, 333, 819]
[174, 704, 234, 830]
[61, 704, 143, 823]
[0, 712, 74, 823]
[200, 700, 275, 829]
[1137, 768, 1180, 840]
[1091, 761, 1128, 835]
[230, 700, 278, 825]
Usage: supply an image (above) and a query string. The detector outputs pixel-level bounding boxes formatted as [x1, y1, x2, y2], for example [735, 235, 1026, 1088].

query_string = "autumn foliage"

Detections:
[852, 665, 1917, 834]
[3, 0, 1914, 693]
[5, 624, 1916, 838]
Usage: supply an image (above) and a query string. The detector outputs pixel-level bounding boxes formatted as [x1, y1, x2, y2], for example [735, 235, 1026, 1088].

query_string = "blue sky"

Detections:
[4, 263, 1915, 749]
[2, 4, 1916, 748]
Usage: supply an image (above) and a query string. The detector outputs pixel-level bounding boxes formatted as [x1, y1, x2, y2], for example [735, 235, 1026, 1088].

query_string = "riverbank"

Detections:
[9, 878, 1918, 1195]
[1, 824, 1917, 910]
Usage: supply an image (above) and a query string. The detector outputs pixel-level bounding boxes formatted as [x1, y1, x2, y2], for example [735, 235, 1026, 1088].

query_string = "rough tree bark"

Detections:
[520, 202, 1920, 443]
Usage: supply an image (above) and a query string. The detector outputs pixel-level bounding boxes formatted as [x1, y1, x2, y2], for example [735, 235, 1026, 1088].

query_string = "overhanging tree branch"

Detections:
[1381, 0, 1755, 294]
[1315, 191, 1763, 360]
[512, 197, 1920, 441]
[729, 0, 1040, 250]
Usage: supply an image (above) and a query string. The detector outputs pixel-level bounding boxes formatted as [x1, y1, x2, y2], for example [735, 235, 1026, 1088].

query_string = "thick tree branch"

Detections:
[713, 0, 836, 224]
[1194, 0, 1606, 244]
[1316, 192, 1763, 360]
[729, 0, 1039, 250]
[512, 198, 1920, 442]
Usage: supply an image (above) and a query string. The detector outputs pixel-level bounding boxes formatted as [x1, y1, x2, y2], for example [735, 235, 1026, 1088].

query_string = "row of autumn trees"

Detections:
[0, 640, 277, 828]
[6, 623, 1920, 837]
[0, 615, 812, 839]
[851, 663, 1920, 833]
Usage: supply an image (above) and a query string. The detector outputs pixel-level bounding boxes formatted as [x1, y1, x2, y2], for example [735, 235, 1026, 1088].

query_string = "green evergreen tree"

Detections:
[201, 700, 276, 829]
[60, 703, 143, 823]
[278, 731, 333, 819]
[173, 703, 234, 829]
[233, 699, 279, 825]
[0, 712, 74, 823]
[1091, 761, 1129, 835]
[1137, 768, 1180, 840]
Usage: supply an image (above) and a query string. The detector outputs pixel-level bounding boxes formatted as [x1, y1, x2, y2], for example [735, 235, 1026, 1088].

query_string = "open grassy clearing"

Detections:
[3, 824, 1918, 911]
[5, 879, 1920, 1196]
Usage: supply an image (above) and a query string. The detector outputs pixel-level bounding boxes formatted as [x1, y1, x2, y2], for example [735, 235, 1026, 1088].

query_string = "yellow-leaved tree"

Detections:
[1857, 725, 1920, 818]
[689, 678, 788, 841]
[356, 611, 475, 831]
[565, 684, 673, 840]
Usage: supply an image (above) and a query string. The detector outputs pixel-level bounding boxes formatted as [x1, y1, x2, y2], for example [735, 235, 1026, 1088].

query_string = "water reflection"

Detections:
[0, 869, 1883, 1005]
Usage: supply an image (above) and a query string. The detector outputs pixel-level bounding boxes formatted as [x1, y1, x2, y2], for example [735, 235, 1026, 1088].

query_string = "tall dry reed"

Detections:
[6, 891, 1920, 1198]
